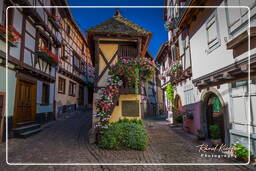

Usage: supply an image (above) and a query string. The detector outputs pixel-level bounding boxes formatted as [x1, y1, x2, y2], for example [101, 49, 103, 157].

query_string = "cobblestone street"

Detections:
[0, 111, 252, 171]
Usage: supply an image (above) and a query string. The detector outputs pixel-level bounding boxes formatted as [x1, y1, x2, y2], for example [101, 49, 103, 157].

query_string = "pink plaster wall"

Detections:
[183, 102, 202, 135]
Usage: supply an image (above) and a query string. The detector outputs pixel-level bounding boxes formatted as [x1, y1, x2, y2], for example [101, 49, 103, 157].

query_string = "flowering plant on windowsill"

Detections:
[109, 56, 155, 88]
[166, 61, 182, 76]
[35, 46, 61, 67]
[0, 25, 21, 47]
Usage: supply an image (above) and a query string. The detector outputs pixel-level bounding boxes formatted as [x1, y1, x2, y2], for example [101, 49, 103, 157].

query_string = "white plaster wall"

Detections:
[9, 9, 23, 60]
[190, 8, 234, 80]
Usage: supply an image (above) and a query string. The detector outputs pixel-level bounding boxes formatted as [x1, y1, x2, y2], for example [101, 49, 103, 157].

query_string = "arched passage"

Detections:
[173, 94, 182, 123]
[201, 90, 225, 142]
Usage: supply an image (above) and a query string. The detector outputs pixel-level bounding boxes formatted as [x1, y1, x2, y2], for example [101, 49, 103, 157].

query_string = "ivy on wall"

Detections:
[166, 84, 174, 105]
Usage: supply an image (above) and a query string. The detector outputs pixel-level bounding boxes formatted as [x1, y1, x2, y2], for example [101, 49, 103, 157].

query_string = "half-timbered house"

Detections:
[56, 8, 93, 118]
[0, 0, 94, 139]
[159, 0, 256, 156]
[0, 0, 63, 137]
[87, 10, 152, 127]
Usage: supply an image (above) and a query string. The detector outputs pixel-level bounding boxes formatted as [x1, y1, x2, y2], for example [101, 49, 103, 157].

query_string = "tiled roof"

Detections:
[87, 15, 151, 35]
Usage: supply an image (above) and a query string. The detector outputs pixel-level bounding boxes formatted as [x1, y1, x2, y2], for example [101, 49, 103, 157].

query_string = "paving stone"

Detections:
[0, 111, 252, 171]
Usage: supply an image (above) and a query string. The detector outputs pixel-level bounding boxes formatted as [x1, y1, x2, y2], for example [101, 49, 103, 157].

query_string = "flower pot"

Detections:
[211, 138, 222, 146]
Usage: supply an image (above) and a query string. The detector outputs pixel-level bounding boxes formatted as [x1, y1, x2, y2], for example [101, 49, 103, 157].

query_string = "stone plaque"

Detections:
[122, 100, 140, 117]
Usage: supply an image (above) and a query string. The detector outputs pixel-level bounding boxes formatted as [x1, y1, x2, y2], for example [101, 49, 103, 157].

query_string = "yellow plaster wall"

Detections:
[109, 94, 141, 123]
[97, 43, 118, 87]
[55, 73, 79, 107]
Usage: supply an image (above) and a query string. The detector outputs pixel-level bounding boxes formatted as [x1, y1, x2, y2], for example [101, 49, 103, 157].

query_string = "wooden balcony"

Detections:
[59, 61, 94, 85]
[119, 82, 141, 94]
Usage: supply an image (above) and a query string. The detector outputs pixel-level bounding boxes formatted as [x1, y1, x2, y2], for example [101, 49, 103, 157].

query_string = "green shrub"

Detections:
[175, 115, 183, 123]
[233, 143, 249, 160]
[98, 119, 148, 150]
[209, 124, 220, 139]
[117, 118, 143, 125]
[124, 123, 148, 150]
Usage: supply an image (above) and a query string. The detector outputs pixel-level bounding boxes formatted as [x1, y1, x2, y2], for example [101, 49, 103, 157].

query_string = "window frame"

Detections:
[225, 0, 256, 37]
[58, 77, 66, 94]
[69, 81, 76, 97]
[205, 10, 221, 53]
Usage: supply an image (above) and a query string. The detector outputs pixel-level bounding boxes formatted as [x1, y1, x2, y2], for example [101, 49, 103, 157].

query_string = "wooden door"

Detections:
[14, 79, 36, 126]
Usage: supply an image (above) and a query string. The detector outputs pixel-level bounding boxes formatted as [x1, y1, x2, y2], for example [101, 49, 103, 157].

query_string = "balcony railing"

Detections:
[119, 81, 141, 94]
[59, 60, 95, 84]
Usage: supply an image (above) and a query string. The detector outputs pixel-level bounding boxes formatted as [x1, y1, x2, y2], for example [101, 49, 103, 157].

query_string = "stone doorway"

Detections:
[203, 92, 225, 142]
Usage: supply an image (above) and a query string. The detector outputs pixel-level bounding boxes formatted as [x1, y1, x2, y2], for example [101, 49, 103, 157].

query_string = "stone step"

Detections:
[12, 123, 42, 138]
[13, 123, 41, 133]
[16, 121, 35, 127]
[19, 127, 42, 138]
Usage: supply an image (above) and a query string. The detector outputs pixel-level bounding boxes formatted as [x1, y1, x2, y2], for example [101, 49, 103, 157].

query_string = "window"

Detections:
[171, 46, 176, 61]
[231, 80, 248, 88]
[206, 11, 220, 52]
[226, 0, 256, 35]
[58, 77, 66, 93]
[42, 83, 50, 105]
[82, 45, 85, 55]
[69, 81, 76, 96]
[184, 85, 195, 105]
[38, 35, 48, 49]
[61, 44, 66, 58]
[118, 45, 137, 58]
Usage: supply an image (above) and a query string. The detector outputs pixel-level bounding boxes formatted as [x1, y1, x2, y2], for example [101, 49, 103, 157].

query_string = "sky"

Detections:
[67, 0, 167, 58]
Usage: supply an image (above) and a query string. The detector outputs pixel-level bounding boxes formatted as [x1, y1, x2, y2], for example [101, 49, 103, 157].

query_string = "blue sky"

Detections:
[67, 0, 167, 57]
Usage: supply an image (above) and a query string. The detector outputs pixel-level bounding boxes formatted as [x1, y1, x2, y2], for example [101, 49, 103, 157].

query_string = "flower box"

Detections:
[35, 47, 60, 67]
[0, 25, 21, 47]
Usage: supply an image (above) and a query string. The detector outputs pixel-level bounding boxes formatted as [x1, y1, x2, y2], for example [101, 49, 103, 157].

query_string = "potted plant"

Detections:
[209, 124, 222, 146]
[233, 143, 250, 162]
[174, 115, 183, 123]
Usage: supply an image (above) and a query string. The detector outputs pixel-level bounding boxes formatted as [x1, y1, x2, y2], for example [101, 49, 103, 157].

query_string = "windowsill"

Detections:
[207, 42, 221, 54]
[227, 27, 256, 50]
[58, 91, 65, 94]
[40, 103, 50, 106]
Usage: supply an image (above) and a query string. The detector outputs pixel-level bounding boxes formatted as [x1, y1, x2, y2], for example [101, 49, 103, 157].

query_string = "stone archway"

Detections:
[201, 89, 226, 143]
[173, 94, 182, 123]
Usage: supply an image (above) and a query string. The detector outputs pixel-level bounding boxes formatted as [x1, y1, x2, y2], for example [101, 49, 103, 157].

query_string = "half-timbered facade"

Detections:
[87, 10, 152, 125]
[0, 0, 94, 138]
[0, 0, 64, 137]
[56, 9, 93, 118]
[159, 0, 256, 155]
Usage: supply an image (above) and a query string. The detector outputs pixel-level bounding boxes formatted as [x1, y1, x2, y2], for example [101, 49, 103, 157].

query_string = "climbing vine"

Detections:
[166, 84, 174, 105]
[95, 56, 155, 132]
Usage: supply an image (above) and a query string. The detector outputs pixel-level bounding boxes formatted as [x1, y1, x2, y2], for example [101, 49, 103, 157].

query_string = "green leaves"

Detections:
[209, 125, 220, 139]
[166, 84, 174, 102]
[98, 119, 148, 150]
[233, 143, 249, 160]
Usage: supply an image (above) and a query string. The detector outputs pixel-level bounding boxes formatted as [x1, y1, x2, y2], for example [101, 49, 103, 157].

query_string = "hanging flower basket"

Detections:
[0, 25, 21, 47]
[35, 47, 60, 67]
